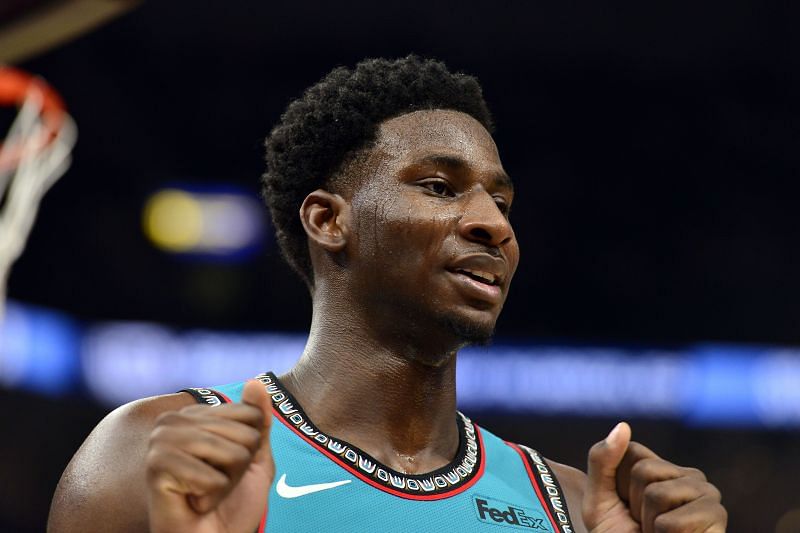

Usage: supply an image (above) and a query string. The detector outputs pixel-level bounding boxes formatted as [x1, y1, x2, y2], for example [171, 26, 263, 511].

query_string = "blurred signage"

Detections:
[142, 186, 265, 260]
[0, 301, 80, 394]
[3, 300, 800, 427]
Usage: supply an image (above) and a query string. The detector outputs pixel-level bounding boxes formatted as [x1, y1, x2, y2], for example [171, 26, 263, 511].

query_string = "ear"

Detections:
[299, 189, 350, 252]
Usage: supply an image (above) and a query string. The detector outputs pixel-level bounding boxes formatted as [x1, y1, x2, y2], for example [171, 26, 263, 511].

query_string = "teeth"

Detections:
[458, 269, 497, 285]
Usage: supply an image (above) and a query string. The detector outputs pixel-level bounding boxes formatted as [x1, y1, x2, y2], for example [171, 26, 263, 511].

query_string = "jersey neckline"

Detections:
[257, 371, 486, 500]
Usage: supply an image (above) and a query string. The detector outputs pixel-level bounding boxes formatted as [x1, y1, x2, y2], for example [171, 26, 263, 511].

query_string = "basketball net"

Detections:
[0, 67, 77, 321]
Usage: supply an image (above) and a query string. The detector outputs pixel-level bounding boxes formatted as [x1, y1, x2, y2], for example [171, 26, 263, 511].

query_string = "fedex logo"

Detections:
[474, 497, 549, 530]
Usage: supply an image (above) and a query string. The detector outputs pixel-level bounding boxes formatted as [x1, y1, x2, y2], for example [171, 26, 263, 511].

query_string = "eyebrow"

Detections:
[416, 154, 514, 192]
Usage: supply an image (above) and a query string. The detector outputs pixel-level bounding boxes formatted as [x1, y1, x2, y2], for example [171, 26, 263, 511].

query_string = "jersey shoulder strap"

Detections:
[505, 441, 575, 532]
[181, 379, 248, 405]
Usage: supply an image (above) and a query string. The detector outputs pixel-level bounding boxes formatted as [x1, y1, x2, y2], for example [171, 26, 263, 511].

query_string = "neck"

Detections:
[280, 292, 462, 474]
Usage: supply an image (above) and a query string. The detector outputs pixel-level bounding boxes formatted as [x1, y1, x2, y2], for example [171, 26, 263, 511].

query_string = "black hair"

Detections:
[262, 55, 493, 285]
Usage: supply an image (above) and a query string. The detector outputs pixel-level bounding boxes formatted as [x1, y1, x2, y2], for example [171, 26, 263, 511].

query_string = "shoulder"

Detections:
[547, 458, 588, 533]
[48, 392, 197, 533]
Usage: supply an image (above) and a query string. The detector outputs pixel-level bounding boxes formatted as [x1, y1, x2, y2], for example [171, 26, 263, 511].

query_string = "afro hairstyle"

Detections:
[262, 55, 494, 286]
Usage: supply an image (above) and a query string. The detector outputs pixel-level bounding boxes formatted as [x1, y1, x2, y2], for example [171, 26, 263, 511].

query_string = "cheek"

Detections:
[353, 191, 451, 276]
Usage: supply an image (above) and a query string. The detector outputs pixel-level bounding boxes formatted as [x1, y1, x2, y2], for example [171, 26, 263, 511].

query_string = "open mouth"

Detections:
[453, 268, 499, 286]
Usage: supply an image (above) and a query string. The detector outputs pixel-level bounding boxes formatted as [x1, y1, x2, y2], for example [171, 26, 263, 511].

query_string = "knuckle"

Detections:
[144, 448, 172, 480]
[643, 482, 667, 507]
[653, 514, 679, 533]
[630, 458, 659, 479]
[705, 482, 722, 502]
[227, 441, 251, 465]
[240, 428, 261, 454]
[196, 428, 219, 447]
[244, 426, 262, 450]
[148, 424, 171, 445]
[185, 463, 227, 493]
[207, 469, 229, 491]
[701, 496, 728, 524]
[628, 441, 647, 455]
[653, 517, 669, 533]
[683, 466, 707, 481]
[717, 504, 729, 525]
[144, 448, 161, 473]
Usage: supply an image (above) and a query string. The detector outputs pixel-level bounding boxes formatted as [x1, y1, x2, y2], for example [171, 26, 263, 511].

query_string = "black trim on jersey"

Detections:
[256, 371, 484, 498]
[518, 444, 575, 533]
[181, 387, 230, 406]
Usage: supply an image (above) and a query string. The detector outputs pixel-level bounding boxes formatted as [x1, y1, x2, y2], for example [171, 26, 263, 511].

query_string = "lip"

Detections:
[447, 269, 503, 303]
[446, 253, 508, 303]
[448, 254, 508, 285]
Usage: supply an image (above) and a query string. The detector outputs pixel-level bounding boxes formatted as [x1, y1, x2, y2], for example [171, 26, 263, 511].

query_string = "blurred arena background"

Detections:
[2, 1, 800, 531]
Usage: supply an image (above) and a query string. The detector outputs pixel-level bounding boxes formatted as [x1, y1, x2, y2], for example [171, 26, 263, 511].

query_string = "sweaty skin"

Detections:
[48, 110, 726, 533]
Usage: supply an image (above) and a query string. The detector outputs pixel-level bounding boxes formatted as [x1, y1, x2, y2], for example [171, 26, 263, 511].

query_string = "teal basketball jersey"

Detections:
[183, 372, 576, 532]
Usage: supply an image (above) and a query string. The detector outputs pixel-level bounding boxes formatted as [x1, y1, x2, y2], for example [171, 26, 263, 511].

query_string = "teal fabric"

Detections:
[210, 379, 564, 533]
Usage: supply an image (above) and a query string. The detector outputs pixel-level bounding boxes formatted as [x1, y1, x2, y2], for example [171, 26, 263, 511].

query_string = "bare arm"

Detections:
[49, 381, 274, 533]
[48, 393, 196, 532]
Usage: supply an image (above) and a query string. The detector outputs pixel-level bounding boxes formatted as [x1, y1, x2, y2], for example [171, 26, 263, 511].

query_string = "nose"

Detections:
[458, 190, 515, 248]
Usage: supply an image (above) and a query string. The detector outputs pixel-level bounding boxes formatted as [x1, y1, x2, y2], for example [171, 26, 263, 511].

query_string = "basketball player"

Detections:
[48, 57, 727, 532]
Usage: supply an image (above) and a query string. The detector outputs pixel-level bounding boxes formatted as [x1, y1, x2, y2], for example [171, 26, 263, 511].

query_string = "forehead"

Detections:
[371, 109, 502, 170]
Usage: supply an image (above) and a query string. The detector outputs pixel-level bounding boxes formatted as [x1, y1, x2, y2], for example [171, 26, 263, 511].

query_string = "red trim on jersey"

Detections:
[216, 390, 232, 403]
[506, 442, 561, 532]
[272, 407, 486, 501]
[258, 504, 268, 532]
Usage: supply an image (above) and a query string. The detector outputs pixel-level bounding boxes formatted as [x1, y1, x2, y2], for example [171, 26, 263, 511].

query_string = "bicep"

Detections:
[48, 393, 195, 533]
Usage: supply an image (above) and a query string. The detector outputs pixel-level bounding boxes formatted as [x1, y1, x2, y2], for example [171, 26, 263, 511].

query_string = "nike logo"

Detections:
[275, 473, 351, 498]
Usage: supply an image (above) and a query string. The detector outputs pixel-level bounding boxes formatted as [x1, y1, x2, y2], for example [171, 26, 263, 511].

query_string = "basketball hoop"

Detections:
[0, 66, 77, 320]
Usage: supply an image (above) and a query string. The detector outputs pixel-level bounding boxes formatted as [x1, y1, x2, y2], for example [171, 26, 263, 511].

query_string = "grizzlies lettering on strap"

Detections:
[181, 387, 230, 406]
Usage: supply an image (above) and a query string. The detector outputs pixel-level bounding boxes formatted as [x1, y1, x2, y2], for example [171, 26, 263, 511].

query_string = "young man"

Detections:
[49, 57, 727, 532]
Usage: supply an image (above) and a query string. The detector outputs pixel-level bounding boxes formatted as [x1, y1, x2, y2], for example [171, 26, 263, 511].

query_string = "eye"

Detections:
[494, 196, 511, 216]
[419, 178, 455, 197]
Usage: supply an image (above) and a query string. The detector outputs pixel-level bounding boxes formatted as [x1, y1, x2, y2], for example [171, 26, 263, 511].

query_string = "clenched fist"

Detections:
[146, 381, 275, 533]
[582, 422, 727, 533]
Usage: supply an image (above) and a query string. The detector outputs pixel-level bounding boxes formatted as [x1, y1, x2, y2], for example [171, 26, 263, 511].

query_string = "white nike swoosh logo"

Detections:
[275, 473, 351, 498]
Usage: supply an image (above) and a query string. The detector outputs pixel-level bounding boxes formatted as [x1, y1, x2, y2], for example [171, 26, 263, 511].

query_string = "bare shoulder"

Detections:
[547, 457, 588, 533]
[48, 392, 197, 533]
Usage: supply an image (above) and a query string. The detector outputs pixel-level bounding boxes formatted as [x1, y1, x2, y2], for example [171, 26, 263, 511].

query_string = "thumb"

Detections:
[241, 380, 274, 468]
[583, 422, 631, 526]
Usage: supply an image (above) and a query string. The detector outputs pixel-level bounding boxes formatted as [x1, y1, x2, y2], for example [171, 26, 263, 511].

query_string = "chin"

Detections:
[441, 313, 496, 347]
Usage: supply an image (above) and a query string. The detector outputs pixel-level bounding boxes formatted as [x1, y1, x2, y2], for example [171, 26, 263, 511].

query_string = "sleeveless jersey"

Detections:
[183, 372, 576, 533]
